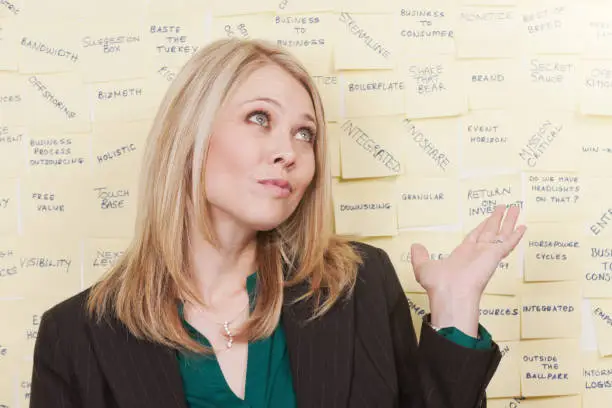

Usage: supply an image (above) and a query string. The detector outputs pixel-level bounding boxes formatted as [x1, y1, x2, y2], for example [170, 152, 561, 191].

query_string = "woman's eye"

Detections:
[296, 128, 314, 143]
[248, 112, 269, 127]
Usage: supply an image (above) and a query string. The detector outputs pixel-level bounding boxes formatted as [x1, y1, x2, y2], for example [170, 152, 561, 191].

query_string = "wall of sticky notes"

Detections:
[1, 0, 611, 406]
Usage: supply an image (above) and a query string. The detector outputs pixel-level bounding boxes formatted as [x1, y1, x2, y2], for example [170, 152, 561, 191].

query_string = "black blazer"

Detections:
[30, 242, 501, 408]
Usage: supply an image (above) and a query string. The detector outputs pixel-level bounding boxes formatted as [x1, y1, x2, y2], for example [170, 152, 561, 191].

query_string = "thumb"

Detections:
[410, 243, 430, 280]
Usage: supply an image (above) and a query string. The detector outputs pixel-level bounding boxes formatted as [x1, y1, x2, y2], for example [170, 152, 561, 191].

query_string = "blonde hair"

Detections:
[87, 38, 362, 354]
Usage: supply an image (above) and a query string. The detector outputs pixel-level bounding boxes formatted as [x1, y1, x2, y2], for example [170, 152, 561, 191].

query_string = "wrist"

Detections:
[428, 291, 481, 338]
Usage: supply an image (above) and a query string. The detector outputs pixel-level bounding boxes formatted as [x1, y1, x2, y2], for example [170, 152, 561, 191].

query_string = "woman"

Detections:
[30, 38, 525, 408]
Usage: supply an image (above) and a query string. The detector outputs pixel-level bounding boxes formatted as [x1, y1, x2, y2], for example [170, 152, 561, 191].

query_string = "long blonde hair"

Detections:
[87, 38, 362, 354]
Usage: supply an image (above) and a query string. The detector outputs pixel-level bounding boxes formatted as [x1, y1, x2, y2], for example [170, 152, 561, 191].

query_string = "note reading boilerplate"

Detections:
[396, 175, 459, 228]
[343, 71, 405, 117]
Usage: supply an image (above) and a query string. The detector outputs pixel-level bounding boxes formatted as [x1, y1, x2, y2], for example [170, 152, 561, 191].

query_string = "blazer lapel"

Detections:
[282, 280, 355, 408]
[87, 317, 188, 408]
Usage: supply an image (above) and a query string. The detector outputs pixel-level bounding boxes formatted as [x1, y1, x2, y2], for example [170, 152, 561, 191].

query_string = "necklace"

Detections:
[197, 300, 250, 352]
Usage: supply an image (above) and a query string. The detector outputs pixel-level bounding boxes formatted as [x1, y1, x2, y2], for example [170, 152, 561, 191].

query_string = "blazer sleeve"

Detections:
[30, 310, 82, 408]
[375, 247, 502, 408]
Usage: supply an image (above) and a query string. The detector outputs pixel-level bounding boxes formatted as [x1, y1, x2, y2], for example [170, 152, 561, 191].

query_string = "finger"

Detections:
[464, 216, 490, 244]
[499, 205, 520, 237]
[410, 243, 430, 282]
[479, 205, 507, 242]
[499, 225, 527, 257]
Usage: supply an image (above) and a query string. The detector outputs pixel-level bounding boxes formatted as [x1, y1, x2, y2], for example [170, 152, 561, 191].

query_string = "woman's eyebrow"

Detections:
[243, 97, 316, 125]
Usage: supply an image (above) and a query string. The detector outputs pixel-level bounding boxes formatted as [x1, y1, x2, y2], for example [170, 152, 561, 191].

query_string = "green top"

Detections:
[176, 273, 491, 408]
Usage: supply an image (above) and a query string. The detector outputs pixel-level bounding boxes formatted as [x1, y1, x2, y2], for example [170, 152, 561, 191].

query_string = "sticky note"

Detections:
[461, 110, 520, 172]
[486, 398, 526, 408]
[23, 73, 90, 133]
[486, 341, 520, 398]
[144, 13, 208, 69]
[335, 13, 396, 70]
[583, 351, 612, 408]
[276, 0, 333, 13]
[519, 339, 582, 397]
[523, 223, 585, 282]
[403, 56, 467, 119]
[0, 16, 19, 70]
[148, 0, 210, 15]
[17, 360, 31, 407]
[455, 7, 519, 58]
[18, 21, 81, 74]
[274, 13, 335, 74]
[83, 237, 129, 288]
[326, 122, 341, 177]
[210, 14, 273, 43]
[26, 132, 89, 176]
[15, 237, 81, 299]
[485, 249, 520, 296]
[0, 125, 26, 177]
[402, 117, 459, 177]
[479, 295, 520, 341]
[91, 78, 164, 123]
[524, 172, 584, 222]
[592, 300, 612, 357]
[517, 56, 579, 111]
[393, 2, 457, 57]
[0, 237, 20, 298]
[0, 73, 28, 126]
[91, 120, 151, 177]
[332, 178, 397, 237]
[511, 396, 581, 408]
[461, 0, 516, 4]
[0, 179, 18, 236]
[520, 282, 581, 339]
[337, 0, 394, 13]
[462, 59, 520, 110]
[21, 174, 89, 237]
[212, 0, 275, 16]
[396, 175, 459, 228]
[311, 74, 340, 122]
[518, 2, 583, 55]
[87, 173, 139, 238]
[580, 59, 612, 116]
[515, 111, 578, 172]
[80, 21, 151, 82]
[338, 116, 403, 179]
[583, 235, 612, 298]
[405, 293, 429, 342]
[584, 4, 612, 58]
[460, 173, 523, 233]
[343, 71, 405, 118]
[79, 0, 148, 20]
[0, 0, 22, 18]
[574, 116, 612, 176]
[0, 332, 16, 406]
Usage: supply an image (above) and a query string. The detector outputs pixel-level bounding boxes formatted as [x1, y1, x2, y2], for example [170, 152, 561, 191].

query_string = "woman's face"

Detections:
[204, 63, 317, 232]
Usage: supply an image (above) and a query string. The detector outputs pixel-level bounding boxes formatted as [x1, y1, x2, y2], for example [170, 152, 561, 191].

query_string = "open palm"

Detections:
[411, 205, 526, 299]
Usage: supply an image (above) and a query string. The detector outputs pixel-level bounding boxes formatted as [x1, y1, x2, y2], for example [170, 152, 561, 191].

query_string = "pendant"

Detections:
[223, 321, 234, 349]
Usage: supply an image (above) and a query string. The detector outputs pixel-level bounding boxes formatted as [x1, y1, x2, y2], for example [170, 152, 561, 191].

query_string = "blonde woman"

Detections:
[30, 39, 525, 408]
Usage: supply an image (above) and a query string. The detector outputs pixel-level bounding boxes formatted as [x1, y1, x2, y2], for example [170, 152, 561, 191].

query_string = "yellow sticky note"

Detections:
[18, 22, 81, 73]
[523, 223, 585, 282]
[486, 398, 525, 408]
[148, 0, 210, 15]
[480, 295, 520, 341]
[455, 7, 520, 58]
[584, 4, 612, 58]
[26, 132, 89, 176]
[327, 122, 341, 177]
[518, 2, 583, 55]
[18, 360, 31, 407]
[21, 175, 89, 237]
[460, 173, 523, 233]
[338, 116, 403, 179]
[519, 339, 582, 397]
[583, 351, 612, 408]
[393, 2, 457, 57]
[462, 59, 520, 110]
[520, 282, 581, 339]
[79, 0, 148, 20]
[211, 14, 273, 43]
[581, 60, 612, 116]
[582, 177, 612, 238]
[405, 293, 430, 342]
[311, 74, 340, 122]
[404, 56, 467, 119]
[87, 174, 139, 238]
[0, 16, 19, 70]
[335, 13, 396, 70]
[343, 71, 406, 117]
[0, 354, 16, 407]
[402, 117, 459, 177]
[515, 111, 579, 172]
[91, 78, 164, 123]
[524, 173, 584, 222]
[337, 0, 394, 13]
[485, 249, 520, 296]
[332, 178, 397, 237]
[91, 120, 151, 177]
[592, 300, 612, 357]
[0, 179, 18, 236]
[461, 110, 520, 172]
[0, 237, 20, 298]
[83, 237, 129, 288]
[0, 73, 28, 126]
[487, 341, 521, 398]
[574, 116, 612, 176]
[212, 0, 275, 16]
[583, 235, 612, 298]
[396, 176, 459, 228]
[24, 73, 90, 133]
[519, 396, 581, 408]
[462, 0, 516, 4]
[0, 0, 22, 18]
[517, 56, 579, 111]
[0, 125, 25, 177]
[21, 0, 88, 19]
[80, 21, 151, 83]
[276, 0, 334, 13]
[144, 14, 208, 69]
[16, 238, 81, 299]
